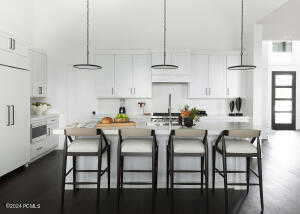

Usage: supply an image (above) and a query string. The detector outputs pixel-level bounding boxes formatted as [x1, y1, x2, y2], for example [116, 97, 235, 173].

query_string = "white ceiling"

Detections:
[31, 0, 289, 59]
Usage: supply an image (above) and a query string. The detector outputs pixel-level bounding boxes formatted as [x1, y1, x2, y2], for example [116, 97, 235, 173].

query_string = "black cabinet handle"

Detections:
[13, 39, 16, 50]
[7, 105, 10, 126]
[9, 38, 13, 50]
[11, 105, 15, 125]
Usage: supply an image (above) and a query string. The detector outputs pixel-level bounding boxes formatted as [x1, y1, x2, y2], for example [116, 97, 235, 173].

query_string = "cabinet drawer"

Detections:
[31, 139, 46, 160]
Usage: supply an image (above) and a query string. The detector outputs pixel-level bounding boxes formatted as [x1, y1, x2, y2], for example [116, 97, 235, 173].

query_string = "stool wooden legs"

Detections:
[212, 146, 216, 194]
[222, 151, 229, 214]
[166, 145, 170, 193]
[246, 157, 251, 193]
[73, 157, 77, 193]
[201, 156, 204, 193]
[60, 148, 67, 212]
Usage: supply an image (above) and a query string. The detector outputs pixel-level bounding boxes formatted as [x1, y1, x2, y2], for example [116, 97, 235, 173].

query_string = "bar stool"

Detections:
[117, 128, 158, 193]
[212, 129, 264, 213]
[61, 128, 111, 210]
[166, 129, 209, 199]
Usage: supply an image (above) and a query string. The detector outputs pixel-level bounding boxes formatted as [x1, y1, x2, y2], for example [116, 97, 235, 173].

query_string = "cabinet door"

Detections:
[172, 52, 190, 75]
[95, 54, 115, 97]
[115, 55, 133, 97]
[41, 53, 47, 83]
[0, 67, 30, 176]
[47, 121, 59, 150]
[209, 55, 227, 98]
[189, 54, 209, 98]
[132, 55, 152, 98]
[226, 55, 242, 98]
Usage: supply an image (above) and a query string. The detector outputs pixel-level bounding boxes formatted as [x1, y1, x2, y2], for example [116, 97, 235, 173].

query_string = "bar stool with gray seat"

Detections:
[212, 129, 263, 213]
[61, 128, 111, 210]
[117, 128, 158, 193]
[167, 129, 209, 199]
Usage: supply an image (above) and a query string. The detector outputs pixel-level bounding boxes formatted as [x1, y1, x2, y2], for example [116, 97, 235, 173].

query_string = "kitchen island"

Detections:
[54, 120, 255, 190]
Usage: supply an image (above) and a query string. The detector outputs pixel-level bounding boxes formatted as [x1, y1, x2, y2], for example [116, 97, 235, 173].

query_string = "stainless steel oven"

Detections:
[31, 121, 47, 142]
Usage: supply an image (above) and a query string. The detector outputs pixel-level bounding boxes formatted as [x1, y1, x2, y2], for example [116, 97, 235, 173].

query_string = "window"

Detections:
[272, 42, 292, 52]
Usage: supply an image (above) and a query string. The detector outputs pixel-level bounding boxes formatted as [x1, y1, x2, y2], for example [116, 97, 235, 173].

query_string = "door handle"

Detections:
[11, 105, 15, 126]
[111, 88, 114, 95]
[134, 88, 136, 94]
[205, 88, 207, 96]
[48, 128, 51, 136]
[226, 88, 229, 96]
[7, 105, 10, 126]
[209, 88, 211, 95]
[12, 39, 16, 50]
[9, 38, 13, 50]
[38, 86, 43, 95]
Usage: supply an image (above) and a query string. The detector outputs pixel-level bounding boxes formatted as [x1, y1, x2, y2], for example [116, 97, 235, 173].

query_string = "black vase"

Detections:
[229, 100, 235, 116]
[235, 97, 243, 116]
[184, 117, 193, 128]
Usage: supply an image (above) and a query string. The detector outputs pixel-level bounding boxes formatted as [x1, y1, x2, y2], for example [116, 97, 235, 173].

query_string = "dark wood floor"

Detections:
[1, 131, 300, 214]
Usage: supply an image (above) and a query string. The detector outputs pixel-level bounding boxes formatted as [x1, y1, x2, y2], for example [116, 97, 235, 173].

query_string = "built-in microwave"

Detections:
[31, 121, 47, 142]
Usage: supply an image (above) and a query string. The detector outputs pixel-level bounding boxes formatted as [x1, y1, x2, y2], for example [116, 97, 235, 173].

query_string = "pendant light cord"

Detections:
[240, 0, 244, 65]
[86, 0, 90, 64]
[163, 0, 167, 65]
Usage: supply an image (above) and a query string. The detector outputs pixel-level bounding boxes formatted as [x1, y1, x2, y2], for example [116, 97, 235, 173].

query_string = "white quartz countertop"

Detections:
[31, 113, 60, 123]
[54, 119, 253, 136]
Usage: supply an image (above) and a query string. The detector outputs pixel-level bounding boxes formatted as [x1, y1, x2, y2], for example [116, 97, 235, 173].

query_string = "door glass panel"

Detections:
[275, 100, 292, 111]
[275, 75, 293, 86]
[275, 88, 292, 98]
[275, 113, 292, 124]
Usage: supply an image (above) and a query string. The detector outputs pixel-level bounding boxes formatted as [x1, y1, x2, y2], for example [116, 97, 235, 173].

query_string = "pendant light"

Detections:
[151, 0, 178, 69]
[73, 0, 102, 70]
[228, 0, 256, 71]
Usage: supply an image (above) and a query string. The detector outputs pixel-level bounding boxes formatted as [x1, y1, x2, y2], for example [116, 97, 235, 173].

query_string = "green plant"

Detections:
[189, 107, 201, 120]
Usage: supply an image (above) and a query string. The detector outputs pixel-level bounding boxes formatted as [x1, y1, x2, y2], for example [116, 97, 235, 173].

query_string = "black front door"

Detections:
[272, 71, 296, 130]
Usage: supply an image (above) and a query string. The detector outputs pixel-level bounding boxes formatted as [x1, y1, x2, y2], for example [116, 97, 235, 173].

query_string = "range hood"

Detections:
[151, 75, 191, 83]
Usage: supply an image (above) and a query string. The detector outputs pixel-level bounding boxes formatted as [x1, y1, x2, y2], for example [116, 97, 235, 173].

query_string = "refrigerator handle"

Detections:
[11, 105, 15, 126]
[7, 105, 10, 126]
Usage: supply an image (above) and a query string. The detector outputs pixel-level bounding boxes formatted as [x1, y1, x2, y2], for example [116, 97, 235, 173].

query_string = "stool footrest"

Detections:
[122, 182, 152, 185]
[123, 170, 152, 173]
[173, 182, 203, 185]
[173, 170, 202, 173]
[227, 182, 259, 186]
[77, 168, 108, 173]
[65, 182, 98, 185]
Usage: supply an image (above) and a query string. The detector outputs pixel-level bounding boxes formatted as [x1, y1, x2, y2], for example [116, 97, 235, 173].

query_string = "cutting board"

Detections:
[96, 121, 136, 128]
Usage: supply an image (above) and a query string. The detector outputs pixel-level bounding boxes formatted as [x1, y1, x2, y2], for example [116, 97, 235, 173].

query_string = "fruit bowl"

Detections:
[114, 118, 129, 123]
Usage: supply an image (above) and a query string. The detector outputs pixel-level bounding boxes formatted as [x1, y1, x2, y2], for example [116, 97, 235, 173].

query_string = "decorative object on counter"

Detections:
[119, 98, 126, 114]
[114, 114, 129, 123]
[31, 102, 51, 115]
[138, 102, 146, 115]
[100, 117, 113, 124]
[235, 97, 243, 116]
[151, 0, 178, 70]
[180, 105, 206, 127]
[229, 100, 235, 116]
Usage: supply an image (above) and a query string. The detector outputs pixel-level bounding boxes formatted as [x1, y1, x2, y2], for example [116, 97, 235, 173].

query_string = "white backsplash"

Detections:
[97, 83, 238, 117]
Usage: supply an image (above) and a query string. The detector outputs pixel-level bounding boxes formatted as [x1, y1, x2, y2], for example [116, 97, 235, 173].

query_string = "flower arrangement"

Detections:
[31, 102, 52, 115]
[180, 105, 204, 127]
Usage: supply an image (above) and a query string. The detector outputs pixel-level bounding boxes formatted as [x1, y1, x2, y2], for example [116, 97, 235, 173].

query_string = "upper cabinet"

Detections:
[189, 53, 242, 99]
[0, 32, 29, 70]
[95, 54, 115, 97]
[29, 50, 47, 98]
[95, 53, 152, 98]
[189, 54, 209, 98]
[226, 55, 243, 98]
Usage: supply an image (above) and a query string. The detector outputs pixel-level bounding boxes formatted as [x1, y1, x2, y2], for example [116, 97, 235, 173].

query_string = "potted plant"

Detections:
[180, 105, 201, 128]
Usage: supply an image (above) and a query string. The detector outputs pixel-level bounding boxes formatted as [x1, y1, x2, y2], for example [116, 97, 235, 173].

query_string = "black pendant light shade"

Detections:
[228, 0, 256, 71]
[151, 0, 178, 70]
[73, 0, 102, 70]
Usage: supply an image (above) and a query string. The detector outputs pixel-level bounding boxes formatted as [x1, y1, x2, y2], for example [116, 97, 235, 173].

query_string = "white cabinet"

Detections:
[226, 55, 243, 98]
[115, 55, 133, 97]
[208, 55, 227, 98]
[95, 54, 152, 98]
[189, 54, 227, 98]
[0, 33, 29, 70]
[95, 54, 115, 97]
[189, 54, 209, 98]
[0, 66, 30, 177]
[133, 55, 152, 98]
[29, 50, 47, 97]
